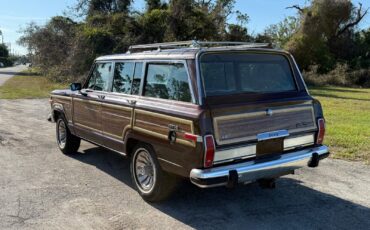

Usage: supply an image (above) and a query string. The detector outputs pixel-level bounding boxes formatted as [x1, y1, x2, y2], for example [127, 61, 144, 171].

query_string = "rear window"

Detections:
[200, 53, 297, 96]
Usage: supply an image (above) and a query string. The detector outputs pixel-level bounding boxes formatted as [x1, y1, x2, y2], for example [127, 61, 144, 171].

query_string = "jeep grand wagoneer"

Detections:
[49, 41, 329, 202]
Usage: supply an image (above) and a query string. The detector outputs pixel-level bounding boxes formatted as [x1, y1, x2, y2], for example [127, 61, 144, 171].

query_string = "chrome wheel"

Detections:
[57, 120, 67, 149]
[133, 148, 156, 192]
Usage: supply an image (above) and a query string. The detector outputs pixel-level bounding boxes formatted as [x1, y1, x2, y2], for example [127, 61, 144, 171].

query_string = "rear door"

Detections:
[132, 61, 202, 175]
[73, 61, 112, 144]
[100, 61, 143, 152]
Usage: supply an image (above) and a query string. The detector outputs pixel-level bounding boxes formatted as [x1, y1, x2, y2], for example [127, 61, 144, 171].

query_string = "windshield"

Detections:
[200, 52, 297, 96]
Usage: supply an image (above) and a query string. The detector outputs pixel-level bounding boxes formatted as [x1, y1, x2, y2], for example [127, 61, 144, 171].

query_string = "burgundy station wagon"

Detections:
[49, 41, 329, 202]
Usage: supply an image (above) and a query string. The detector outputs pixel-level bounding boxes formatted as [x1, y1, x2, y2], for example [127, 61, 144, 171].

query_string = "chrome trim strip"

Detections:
[158, 157, 183, 168]
[257, 130, 289, 141]
[214, 145, 256, 163]
[284, 134, 314, 150]
[190, 145, 329, 188]
[51, 95, 72, 101]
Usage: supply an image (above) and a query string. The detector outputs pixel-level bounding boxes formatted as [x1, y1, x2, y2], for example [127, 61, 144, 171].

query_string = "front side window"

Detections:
[200, 53, 297, 96]
[87, 62, 112, 91]
[144, 63, 192, 103]
[112, 62, 134, 94]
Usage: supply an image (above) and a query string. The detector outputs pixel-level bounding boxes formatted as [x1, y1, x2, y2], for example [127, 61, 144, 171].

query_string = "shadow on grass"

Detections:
[69, 145, 370, 229]
[311, 93, 370, 102]
[310, 87, 366, 94]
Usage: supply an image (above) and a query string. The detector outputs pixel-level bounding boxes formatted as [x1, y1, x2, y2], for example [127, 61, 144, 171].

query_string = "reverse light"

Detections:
[316, 118, 325, 144]
[204, 135, 215, 168]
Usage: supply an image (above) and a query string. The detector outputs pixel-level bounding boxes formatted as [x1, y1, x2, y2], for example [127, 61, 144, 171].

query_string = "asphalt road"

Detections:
[0, 99, 369, 230]
[0, 65, 28, 86]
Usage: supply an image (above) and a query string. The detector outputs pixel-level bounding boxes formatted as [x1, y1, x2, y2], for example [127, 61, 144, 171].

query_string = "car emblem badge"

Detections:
[266, 109, 273, 116]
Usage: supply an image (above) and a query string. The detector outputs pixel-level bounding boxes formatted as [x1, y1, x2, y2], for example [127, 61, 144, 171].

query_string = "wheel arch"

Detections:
[123, 131, 188, 177]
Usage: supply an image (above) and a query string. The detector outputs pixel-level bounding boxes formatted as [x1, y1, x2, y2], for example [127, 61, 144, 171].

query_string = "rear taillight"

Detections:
[316, 118, 325, 144]
[204, 135, 215, 168]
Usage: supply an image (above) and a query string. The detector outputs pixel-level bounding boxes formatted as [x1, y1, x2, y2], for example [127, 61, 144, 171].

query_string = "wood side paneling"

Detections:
[133, 109, 195, 147]
[73, 98, 102, 132]
[52, 96, 72, 122]
[102, 103, 132, 139]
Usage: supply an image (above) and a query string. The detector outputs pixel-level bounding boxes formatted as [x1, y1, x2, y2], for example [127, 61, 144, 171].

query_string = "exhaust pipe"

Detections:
[308, 152, 320, 167]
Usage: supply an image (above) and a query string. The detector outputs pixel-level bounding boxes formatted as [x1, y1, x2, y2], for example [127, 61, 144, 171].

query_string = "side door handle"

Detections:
[80, 89, 93, 96]
[127, 100, 136, 105]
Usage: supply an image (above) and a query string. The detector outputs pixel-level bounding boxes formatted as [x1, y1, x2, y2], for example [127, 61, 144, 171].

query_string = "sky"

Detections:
[0, 0, 369, 55]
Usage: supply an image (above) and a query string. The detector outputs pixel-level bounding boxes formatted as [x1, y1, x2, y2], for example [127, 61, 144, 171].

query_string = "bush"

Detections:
[0, 57, 13, 67]
[303, 64, 370, 87]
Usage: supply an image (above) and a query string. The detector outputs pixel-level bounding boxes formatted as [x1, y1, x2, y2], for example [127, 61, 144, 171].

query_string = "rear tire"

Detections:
[130, 143, 179, 202]
[56, 118, 81, 154]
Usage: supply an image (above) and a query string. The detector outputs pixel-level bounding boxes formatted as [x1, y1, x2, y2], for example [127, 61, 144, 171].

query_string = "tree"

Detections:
[285, 0, 369, 72]
[145, 0, 166, 11]
[76, 0, 133, 16]
[264, 16, 299, 47]
[18, 17, 78, 80]
[0, 44, 9, 57]
[18, 0, 253, 82]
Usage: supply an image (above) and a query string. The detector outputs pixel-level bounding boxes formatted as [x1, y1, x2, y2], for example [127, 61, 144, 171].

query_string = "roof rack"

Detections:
[128, 40, 272, 53]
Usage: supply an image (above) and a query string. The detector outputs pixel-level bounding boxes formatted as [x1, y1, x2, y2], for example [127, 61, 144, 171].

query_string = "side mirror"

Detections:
[70, 83, 82, 91]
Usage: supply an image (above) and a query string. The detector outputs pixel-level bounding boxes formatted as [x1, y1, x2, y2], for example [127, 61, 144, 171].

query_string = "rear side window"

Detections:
[112, 62, 134, 94]
[200, 53, 296, 96]
[87, 62, 112, 91]
[144, 63, 192, 103]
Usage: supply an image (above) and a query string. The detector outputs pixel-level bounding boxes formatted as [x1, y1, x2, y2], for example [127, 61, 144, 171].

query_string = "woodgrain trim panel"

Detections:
[133, 109, 196, 147]
[102, 125, 131, 140]
[213, 105, 317, 145]
[101, 103, 133, 140]
[74, 122, 101, 133]
[135, 109, 195, 132]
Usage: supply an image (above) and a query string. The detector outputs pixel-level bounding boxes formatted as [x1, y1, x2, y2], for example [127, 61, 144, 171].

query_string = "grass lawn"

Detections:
[0, 74, 67, 99]
[309, 86, 370, 164]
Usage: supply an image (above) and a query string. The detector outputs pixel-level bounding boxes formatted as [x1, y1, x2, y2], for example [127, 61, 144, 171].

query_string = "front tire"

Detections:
[56, 118, 81, 154]
[130, 143, 179, 202]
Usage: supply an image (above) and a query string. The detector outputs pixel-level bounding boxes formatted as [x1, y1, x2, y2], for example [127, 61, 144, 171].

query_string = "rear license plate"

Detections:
[256, 138, 284, 158]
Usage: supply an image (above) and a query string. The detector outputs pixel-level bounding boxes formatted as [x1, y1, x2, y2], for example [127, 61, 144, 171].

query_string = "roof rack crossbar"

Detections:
[128, 40, 272, 53]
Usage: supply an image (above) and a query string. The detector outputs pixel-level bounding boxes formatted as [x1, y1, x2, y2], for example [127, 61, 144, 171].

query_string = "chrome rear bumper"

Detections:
[190, 145, 329, 188]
